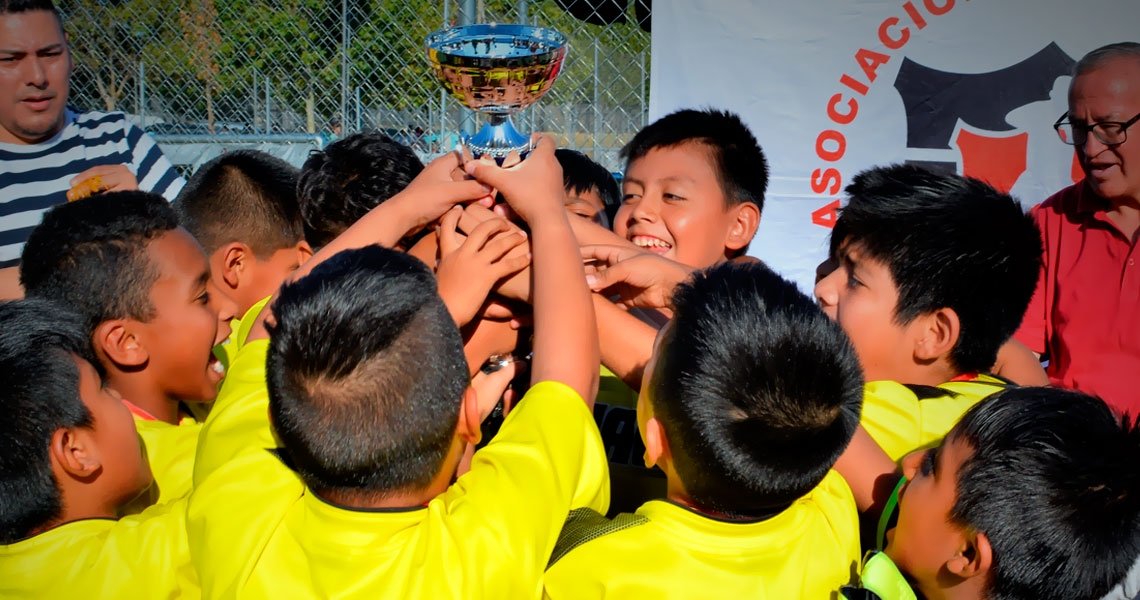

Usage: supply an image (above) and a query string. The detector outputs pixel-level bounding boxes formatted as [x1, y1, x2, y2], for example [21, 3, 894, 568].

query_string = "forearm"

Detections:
[568, 216, 637, 248]
[593, 295, 658, 390]
[992, 338, 1048, 385]
[834, 426, 899, 513]
[291, 195, 419, 283]
[0, 266, 23, 300]
[530, 214, 599, 405]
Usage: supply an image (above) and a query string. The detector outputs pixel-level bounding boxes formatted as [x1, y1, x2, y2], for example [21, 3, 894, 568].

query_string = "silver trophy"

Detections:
[426, 23, 568, 159]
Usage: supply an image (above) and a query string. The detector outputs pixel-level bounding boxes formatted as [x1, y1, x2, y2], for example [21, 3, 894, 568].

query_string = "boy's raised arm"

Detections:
[466, 138, 600, 406]
[245, 152, 492, 343]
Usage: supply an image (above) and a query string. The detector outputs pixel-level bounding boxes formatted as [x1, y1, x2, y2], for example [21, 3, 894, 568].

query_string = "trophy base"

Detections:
[466, 116, 531, 161]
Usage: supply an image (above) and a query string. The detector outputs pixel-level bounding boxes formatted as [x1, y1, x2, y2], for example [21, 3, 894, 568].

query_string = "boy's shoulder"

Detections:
[0, 499, 197, 599]
[126, 417, 202, 512]
[861, 375, 1013, 461]
[545, 471, 860, 597]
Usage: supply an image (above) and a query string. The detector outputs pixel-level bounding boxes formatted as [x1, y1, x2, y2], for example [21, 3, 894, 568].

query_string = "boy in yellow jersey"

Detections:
[188, 139, 609, 598]
[175, 150, 313, 366]
[838, 387, 1140, 600]
[814, 164, 1043, 461]
[544, 261, 865, 599]
[20, 191, 236, 510]
[0, 300, 198, 598]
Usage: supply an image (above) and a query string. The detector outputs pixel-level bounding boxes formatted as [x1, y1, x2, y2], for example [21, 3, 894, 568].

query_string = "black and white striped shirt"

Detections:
[0, 109, 184, 268]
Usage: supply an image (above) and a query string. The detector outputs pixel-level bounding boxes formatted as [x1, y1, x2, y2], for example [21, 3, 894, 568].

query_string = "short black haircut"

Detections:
[948, 387, 1140, 600]
[0, 0, 59, 17]
[297, 131, 424, 248]
[0, 299, 98, 544]
[621, 108, 769, 214]
[556, 148, 621, 211]
[20, 191, 181, 336]
[175, 150, 304, 258]
[648, 261, 863, 517]
[830, 164, 1042, 373]
[266, 245, 469, 500]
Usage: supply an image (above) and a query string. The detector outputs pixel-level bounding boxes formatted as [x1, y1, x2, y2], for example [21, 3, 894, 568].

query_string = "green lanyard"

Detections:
[877, 476, 907, 551]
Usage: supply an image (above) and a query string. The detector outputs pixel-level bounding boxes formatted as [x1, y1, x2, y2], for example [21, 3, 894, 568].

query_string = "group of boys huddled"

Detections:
[2, 3, 1140, 600]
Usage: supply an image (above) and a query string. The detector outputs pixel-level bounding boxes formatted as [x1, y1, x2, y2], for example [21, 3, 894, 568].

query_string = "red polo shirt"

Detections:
[1015, 182, 1140, 416]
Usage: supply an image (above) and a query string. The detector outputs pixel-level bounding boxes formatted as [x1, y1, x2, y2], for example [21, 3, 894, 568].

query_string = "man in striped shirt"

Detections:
[0, 0, 184, 297]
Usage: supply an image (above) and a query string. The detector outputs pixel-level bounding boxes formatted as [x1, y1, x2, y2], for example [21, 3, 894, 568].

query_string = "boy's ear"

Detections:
[50, 427, 101, 480]
[642, 416, 669, 469]
[294, 240, 314, 265]
[456, 386, 483, 446]
[912, 307, 960, 363]
[93, 320, 148, 369]
[217, 242, 253, 289]
[724, 202, 761, 253]
[946, 530, 993, 580]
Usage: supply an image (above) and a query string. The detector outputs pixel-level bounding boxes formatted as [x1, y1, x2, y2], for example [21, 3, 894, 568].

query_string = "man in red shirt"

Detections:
[1016, 42, 1140, 416]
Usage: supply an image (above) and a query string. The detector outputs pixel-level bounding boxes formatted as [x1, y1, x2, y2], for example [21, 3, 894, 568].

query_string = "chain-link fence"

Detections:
[58, 0, 650, 172]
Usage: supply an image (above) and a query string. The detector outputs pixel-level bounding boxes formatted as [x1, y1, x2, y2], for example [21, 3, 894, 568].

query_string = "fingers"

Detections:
[580, 244, 642, 268]
[471, 359, 520, 420]
[69, 164, 128, 186]
[585, 260, 633, 293]
[442, 179, 495, 206]
[66, 176, 104, 201]
[465, 217, 515, 252]
[438, 206, 464, 256]
[491, 253, 532, 280]
[424, 149, 462, 175]
[479, 226, 527, 259]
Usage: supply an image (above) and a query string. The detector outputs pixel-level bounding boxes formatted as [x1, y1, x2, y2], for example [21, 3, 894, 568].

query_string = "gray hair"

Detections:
[1074, 42, 1140, 77]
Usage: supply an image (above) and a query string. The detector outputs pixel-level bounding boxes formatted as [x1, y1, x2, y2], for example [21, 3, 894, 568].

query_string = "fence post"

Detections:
[592, 37, 600, 160]
[459, 0, 476, 137]
[138, 61, 146, 125]
[341, 0, 350, 134]
[265, 77, 272, 134]
[640, 50, 647, 127]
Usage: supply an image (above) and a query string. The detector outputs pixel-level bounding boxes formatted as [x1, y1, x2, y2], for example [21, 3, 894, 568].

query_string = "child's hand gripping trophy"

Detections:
[435, 206, 531, 328]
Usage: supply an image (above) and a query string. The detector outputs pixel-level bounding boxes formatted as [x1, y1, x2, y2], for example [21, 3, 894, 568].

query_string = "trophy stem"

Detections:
[466, 115, 531, 160]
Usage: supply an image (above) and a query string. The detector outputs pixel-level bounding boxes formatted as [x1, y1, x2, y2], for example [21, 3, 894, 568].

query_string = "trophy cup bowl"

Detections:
[426, 23, 568, 159]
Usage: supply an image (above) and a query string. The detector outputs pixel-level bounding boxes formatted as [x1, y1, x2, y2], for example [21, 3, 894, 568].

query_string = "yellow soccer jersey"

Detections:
[595, 366, 666, 515]
[543, 469, 861, 599]
[0, 499, 199, 599]
[188, 338, 610, 599]
[213, 296, 272, 372]
[123, 416, 202, 514]
[861, 374, 1011, 462]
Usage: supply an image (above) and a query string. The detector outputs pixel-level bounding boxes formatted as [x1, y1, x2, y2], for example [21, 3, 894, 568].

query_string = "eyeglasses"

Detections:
[1054, 111, 1140, 146]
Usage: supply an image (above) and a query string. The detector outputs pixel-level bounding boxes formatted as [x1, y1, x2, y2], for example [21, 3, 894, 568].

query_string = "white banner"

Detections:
[650, 0, 1139, 293]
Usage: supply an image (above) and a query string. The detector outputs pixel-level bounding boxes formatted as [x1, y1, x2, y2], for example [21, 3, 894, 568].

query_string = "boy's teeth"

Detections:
[211, 361, 225, 376]
[632, 236, 671, 249]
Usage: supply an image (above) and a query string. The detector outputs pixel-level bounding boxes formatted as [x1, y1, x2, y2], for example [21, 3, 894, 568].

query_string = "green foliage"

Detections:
[59, 0, 649, 138]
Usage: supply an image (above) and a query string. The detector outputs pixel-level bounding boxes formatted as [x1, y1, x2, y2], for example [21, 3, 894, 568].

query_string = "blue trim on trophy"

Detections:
[467, 117, 532, 159]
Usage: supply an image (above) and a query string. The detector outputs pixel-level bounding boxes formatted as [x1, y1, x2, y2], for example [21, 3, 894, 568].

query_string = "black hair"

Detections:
[556, 148, 621, 218]
[175, 150, 304, 258]
[266, 245, 469, 500]
[648, 261, 863, 516]
[620, 108, 769, 214]
[948, 387, 1140, 600]
[297, 131, 424, 248]
[0, 0, 58, 17]
[0, 299, 99, 544]
[830, 164, 1042, 374]
[20, 191, 181, 336]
